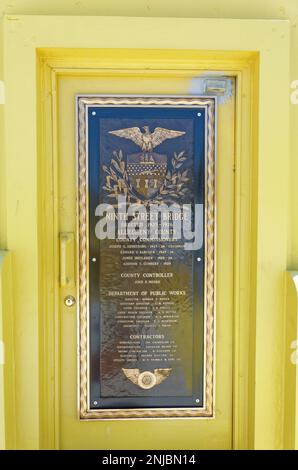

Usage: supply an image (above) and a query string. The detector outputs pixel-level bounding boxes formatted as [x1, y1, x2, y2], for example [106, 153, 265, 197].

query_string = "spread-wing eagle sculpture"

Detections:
[122, 368, 172, 390]
[109, 126, 185, 153]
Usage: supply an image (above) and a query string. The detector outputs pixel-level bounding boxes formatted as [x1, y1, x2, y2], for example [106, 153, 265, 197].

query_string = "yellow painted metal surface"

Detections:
[0, 251, 16, 449]
[36, 49, 258, 449]
[0, 6, 293, 449]
[285, 272, 298, 449]
[57, 73, 234, 450]
[0, 0, 295, 20]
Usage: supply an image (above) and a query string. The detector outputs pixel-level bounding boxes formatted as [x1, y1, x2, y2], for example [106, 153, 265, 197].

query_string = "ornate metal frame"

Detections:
[77, 96, 216, 419]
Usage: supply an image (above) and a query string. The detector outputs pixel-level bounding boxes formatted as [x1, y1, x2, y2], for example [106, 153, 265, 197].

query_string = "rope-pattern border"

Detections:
[78, 96, 216, 419]
[205, 101, 215, 415]
[78, 98, 89, 417]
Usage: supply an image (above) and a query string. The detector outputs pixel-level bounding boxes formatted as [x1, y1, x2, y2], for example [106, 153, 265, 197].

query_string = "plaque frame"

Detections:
[77, 95, 216, 419]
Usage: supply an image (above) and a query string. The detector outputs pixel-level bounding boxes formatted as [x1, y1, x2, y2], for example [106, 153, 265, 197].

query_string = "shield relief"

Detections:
[126, 152, 167, 200]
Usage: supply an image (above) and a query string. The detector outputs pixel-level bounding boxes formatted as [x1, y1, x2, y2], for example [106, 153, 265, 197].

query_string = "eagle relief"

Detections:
[102, 126, 189, 203]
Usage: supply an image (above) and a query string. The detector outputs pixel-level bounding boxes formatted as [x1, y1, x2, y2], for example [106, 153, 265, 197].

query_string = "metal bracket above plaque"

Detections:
[77, 95, 216, 419]
[189, 76, 234, 104]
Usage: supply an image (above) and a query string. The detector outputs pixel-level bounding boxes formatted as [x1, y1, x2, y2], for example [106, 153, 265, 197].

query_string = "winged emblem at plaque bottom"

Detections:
[122, 368, 172, 390]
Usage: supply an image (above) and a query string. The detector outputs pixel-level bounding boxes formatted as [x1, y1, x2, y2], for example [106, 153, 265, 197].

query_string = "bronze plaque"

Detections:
[77, 96, 216, 419]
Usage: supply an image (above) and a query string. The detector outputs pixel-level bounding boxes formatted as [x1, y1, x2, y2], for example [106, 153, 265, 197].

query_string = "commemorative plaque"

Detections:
[77, 96, 216, 419]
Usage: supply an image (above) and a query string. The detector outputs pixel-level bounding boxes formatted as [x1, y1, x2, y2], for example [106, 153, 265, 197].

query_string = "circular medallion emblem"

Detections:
[137, 371, 157, 390]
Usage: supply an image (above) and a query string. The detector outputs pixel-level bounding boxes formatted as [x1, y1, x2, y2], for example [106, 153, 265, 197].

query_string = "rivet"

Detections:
[64, 295, 76, 307]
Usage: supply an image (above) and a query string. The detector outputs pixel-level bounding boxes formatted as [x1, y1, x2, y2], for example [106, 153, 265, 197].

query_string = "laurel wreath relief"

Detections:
[102, 150, 190, 204]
